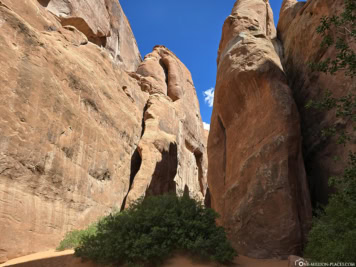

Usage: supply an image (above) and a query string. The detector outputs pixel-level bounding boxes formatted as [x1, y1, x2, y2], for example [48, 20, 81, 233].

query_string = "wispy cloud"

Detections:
[203, 88, 215, 107]
[203, 122, 210, 131]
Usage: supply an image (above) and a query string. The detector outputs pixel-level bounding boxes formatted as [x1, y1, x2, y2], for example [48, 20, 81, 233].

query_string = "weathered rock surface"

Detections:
[0, 1, 206, 262]
[40, 0, 141, 71]
[278, 0, 356, 206]
[0, 1, 146, 262]
[208, 0, 312, 259]
[125, 46, 208, 207]
[204, 130, 209, 143]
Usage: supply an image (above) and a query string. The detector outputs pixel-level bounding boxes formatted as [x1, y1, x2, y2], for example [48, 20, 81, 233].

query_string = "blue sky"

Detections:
[120, 0, 285, 128]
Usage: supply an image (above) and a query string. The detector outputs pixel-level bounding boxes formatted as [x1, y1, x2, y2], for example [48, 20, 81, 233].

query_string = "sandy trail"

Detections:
[0, 250, 288, 267]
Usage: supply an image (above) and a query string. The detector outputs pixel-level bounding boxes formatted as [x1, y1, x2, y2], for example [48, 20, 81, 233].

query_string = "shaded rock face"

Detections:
[0, 1, 207, 262]
[278, 0, 356, 207]
[208, 0, 312, 259]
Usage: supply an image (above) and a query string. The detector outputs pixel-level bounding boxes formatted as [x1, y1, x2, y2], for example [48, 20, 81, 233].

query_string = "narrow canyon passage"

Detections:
[0, 0, 354, 265]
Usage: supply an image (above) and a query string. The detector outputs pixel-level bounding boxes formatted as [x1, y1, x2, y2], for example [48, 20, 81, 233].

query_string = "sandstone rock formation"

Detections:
[0, 0, 207, 262]
[208, 0, 312, 259]
[124, 46, 208, 207]
[278, 0, 356, 206]
[39, 0, 141, 71]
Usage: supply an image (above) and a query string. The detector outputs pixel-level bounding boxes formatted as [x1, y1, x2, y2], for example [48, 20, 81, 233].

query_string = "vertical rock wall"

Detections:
[278, 0, 356, 206]
[208, 0, 312, 259]
[0, 0, 207, 262]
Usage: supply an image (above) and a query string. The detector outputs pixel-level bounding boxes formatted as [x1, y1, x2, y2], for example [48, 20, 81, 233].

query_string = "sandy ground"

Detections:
[0, 250, 288, 267]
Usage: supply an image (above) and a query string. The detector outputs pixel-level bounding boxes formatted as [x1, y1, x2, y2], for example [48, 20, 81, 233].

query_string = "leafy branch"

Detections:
[309, 0, 355, 77]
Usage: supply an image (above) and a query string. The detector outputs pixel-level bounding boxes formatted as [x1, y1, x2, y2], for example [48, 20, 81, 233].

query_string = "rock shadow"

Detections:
[120, 148, 142, 211]
[146, 143, 178, 196]
[38, 0, 50, 7]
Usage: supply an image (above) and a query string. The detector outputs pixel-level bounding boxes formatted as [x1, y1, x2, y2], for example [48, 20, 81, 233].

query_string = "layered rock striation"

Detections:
[208, 0, 312, 258]
[0, 0, 207, 262]
[278, 0, 356, 206]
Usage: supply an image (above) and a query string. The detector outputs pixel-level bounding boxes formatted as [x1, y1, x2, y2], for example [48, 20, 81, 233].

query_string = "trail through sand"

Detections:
[0, 250, 288, 267]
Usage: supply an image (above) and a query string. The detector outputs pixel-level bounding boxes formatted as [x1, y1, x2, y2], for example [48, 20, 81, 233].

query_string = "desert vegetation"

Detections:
[58, 194, 236, 266]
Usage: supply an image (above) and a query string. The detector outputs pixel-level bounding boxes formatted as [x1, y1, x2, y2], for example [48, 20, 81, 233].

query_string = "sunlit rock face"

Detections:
[39, 0, 141, 71]
[278, 0, 356, 207]
[125, 46, 208, 208]
[208, 0, 312, 259]
[0, 1, 207, 262]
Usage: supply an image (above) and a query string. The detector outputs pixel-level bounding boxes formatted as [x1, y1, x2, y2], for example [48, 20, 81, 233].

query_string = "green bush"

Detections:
[57, 222, 98, 251]
[304, 196, 356, 262]
[72, 194, 236, 266]
[305, 154, 356, 262]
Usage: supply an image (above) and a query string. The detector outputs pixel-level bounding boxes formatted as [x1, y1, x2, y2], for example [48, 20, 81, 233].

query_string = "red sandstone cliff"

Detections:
[207, 0, 312, 259]
[278, 0, 356, 206]
[0, 0, 207, 262]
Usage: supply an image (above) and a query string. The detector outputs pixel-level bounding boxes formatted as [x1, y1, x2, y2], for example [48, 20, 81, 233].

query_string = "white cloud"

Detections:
[203, 122, 210, 131]
[203, 88, 215, 107]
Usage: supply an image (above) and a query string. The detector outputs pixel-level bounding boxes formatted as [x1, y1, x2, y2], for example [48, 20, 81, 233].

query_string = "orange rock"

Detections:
[6, 0, 142, 71]
[125, 46, 208, 207]
[0, 1, 207, 262]
[278, 0, 356, 206]
[208, 0, 312, 259]
[0, 1, 146, 262]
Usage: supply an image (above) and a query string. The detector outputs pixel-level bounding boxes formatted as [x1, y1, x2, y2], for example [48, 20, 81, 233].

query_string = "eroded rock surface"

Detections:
[38, 0, 141, 71]
[0, 1, 206, 262]
[0, 2, 146, 262]
[208, 0, 312, 259]
[278, 0, 356, 206]
[125, 46, 208, 207]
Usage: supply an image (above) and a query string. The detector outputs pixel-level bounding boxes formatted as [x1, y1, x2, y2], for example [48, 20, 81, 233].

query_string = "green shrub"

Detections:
[304, 196, 356, 262]
[57, 222, 98, 251]
[73, 194, 236, 266]
[305, 153, 356, 262]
